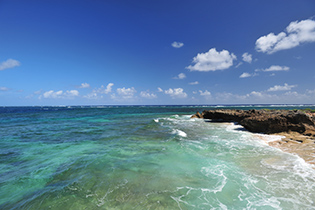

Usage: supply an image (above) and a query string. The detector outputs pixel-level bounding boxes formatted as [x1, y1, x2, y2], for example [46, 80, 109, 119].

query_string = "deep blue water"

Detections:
[1, 105, 315, 209]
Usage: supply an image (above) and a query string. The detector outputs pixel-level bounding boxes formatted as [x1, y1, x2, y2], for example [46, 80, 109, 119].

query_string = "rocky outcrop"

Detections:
[192, 109, 315, 165]
[191, 109, 315, 136]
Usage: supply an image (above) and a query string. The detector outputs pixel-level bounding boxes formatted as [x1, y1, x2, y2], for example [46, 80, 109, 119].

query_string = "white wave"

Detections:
[201, 166, 227, 194]
[224, 122, 286, 146]
[172, 129, 187, 138]
[225, 122, 245, 132]
[153, 119, 159, 123]
[254, 133, 285, 145]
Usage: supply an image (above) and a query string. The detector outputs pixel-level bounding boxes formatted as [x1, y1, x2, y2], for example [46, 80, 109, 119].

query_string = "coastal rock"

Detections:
[191, 111, 203, 118]
[192, 109, 315, 165]
[192, 109, 315, 135]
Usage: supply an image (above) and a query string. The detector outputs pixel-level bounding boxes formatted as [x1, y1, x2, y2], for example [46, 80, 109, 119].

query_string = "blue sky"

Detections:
[0, 0, 315, 105]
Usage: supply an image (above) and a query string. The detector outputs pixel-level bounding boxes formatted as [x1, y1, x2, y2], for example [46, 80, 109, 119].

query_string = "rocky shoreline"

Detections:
[191, 109, 315, 165]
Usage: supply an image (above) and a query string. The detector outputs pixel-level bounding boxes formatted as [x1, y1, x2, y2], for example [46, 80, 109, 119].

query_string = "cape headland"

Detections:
[192, 109, 315, 165]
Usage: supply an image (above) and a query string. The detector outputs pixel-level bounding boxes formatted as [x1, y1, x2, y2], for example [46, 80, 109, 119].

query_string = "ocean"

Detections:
[0, 105, 315, 209]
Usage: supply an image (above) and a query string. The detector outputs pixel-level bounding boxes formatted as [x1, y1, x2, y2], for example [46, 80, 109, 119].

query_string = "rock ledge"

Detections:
[192, 109, 315, 136]
[192, 109, 315, 164]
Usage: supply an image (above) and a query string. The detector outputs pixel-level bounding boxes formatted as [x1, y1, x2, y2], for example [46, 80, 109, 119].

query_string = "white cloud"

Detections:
[199, 90, 211, 96]
[215, 92, 245, 102]
[260, 65, 290, 72]
[249, 91, 264, 98]
[242, 53, 252, 63]
[239, 72, 251, 78]
[173, 73, 186, 79]
[110, 87, 137, 102]
[256, 32, 286, 54]
[140, 91, 157, 99]
[0, 86, 9, 91]
[67, 90, 79, 96]
[94, 83, 114, 94]
[41, 90, 79, 99]
[25, 90, 42, 99]
[83, 83, 114, 100]
[116, 87, 136, 99]
[235, 62, 243, 68]
[104, 83, 114, 94]
[256, 18, 315, 54]
[79, 82, 90, 88]
[198, 90, 212, 101]
[267, 83, 297, 92]
[239, 72, 257, 78]
[0, 59, 20, 71]
[207, 89, 315, 104]
[186, 48, 237, 71]
[43, 90, 63, 98]
[157, 87, 163, 92]
[171, 41, 184, 48]
[214, 91, 275, 103]
[84, 92, 100, 100]
[164, 88, 187, 99]
[189, 81, 199, 85]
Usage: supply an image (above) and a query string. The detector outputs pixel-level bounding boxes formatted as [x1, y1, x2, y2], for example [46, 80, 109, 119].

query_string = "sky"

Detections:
[0, 0, 315, 106]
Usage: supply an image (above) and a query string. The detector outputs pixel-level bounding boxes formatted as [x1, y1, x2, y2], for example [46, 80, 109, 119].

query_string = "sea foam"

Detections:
[172, 129, 187, 137]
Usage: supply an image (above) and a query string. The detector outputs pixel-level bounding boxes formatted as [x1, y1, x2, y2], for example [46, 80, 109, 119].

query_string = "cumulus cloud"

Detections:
[104, 83, 114, 94]
[173, 73, 186, 79]
[41, 90, 79, 99]
[140, 91, 157, 99]
[239, 72, 251, 78]
[249, 91, 264, 98]
[215, 92, 246, 102]
[242, 53, 252, 63]
[115, 87, 136, 99]
[43, 90, 63, 98]
[186, 48, 236, 71]
[209, 89, 315, 104]
[157, 87, 163, 92]
[67, 90, 79, 96]
[267, 83, 297, 92]
[259, 65, 290, 72]
[256, 32, 286, 54]
[214, 91, 279, 103]
[84, 92, 100, 100]
[0, 59, 20, 71]
[83, 83, 114, 100]
[164, 88, 187, 99]
[199, 90, 211, 96]
[239, 72, 257, 78]
[189, 81, 199, 85]
[171, 41, 184, 48]
[110, 87, 137, 102]
[198, 90, 212, 100]
[256, 18, 315, 54]
[79, 82, 90, 88]
[94, 83, 114, 94]
[25, 90, 42, 99]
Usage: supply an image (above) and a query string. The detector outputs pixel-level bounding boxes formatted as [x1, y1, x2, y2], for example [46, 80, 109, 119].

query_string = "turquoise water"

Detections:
[1, 105, 315, 209]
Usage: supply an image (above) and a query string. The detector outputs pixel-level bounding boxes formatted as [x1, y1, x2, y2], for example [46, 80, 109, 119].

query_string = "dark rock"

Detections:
[191, 109, 315, 135]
